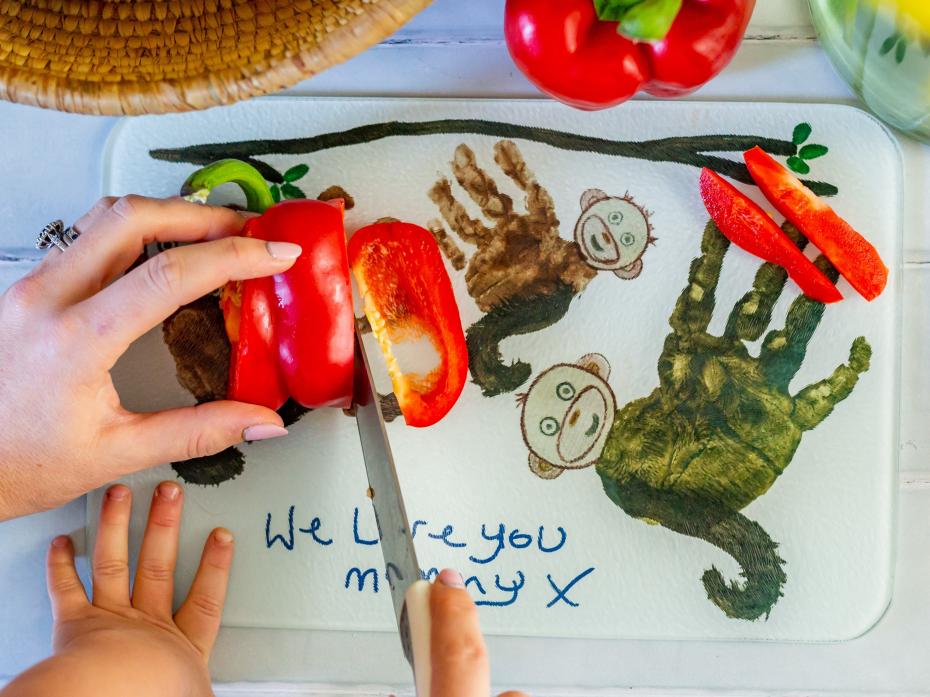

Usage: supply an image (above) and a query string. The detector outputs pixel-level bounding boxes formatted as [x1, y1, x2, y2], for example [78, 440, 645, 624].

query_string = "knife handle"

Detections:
[405, 580, 432, 696]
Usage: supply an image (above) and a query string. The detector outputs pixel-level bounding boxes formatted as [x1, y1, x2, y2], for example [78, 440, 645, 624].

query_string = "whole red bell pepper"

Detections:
[348, 221, 468, 428]
[504, 0, 756, 110]
[700, 167, 843, 304]
[743, 146, 888, 301]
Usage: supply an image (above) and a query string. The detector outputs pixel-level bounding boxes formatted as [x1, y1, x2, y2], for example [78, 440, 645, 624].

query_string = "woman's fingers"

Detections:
[132, 481, 184, 618]
[73, 235, 301, 368]
[35, 196, 249, 308]
[110, 400, 286, 476]
[46, 535, 89, 622]
[91, 484, 133, 609]
[430, 569, 491, 697]
[174, 527, 235, 658]
[50, 196, 245, 304]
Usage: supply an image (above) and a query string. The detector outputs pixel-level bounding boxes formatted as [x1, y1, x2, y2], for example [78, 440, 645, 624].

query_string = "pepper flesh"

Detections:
[700, 167, 842, 304]
[222, 277, 289, 411]
[348, 222, 468, 428]
[504, 0, 755, 110]
[743, 146, 888, 301]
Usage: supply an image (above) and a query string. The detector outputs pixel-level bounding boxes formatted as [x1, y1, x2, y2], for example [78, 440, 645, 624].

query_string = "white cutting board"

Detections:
[91, 98, 901, 642]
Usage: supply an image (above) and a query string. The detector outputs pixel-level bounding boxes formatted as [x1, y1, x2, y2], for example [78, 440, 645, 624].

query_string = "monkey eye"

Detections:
[556, 382, 575, 401]
[608, 211, 624, 225]
[540, 417, 560, 436]
[620, 232, 636, 246]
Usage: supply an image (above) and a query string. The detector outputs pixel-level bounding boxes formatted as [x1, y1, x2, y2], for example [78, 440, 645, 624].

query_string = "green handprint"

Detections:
[596, 220, 871, 620]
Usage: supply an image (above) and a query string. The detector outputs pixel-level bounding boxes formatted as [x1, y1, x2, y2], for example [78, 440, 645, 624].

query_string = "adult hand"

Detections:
[430, 568, 528, 697]
[1, 482, 231, 697]
[0, 196, 299, 521]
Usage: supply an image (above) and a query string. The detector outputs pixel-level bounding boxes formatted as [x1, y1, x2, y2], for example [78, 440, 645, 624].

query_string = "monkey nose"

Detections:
[568, 409, 581, 426]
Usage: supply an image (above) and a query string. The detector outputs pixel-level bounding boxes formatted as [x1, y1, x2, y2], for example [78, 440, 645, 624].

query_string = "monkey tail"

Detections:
[466, 283, 576, 397]
[693, 511, 787, 621]
[597, 473, 786, 621]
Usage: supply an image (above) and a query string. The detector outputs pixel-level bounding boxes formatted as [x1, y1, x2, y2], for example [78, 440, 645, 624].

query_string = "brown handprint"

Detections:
[429, 141, 652, 397]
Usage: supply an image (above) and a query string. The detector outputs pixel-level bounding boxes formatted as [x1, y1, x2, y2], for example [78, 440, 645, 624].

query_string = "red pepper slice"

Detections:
[222, 277, 289, 411]
[743, 146, 888, 301]
[242, 199, 355, 409]
[700, 167, 842, 304]
[348, 222, 468, 428]
[504, 0, 755, 110]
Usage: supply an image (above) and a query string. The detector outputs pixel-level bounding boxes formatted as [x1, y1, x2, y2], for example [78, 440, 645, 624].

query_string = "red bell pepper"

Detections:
[504, 0, 755, 110]
[242, 199, 355, 409]
[743, 146, 888, 301]
[348, 222, 468, 428]
[700, 167, 842, 304]
[221, 277, 289, 411]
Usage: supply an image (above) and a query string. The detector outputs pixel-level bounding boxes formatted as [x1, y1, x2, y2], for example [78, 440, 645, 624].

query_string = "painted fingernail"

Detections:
[106, 484, 129, 501]
[266, 241, 302, 260]
[156, 481, 181, 501]
[243, 424, 288, 442]
[214, 528, 234, 545]
[51, 535, 71, 549]
[438, 568, 465, 588]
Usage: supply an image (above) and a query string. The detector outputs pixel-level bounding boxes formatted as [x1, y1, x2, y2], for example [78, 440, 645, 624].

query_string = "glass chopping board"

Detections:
[89, 98, 901, 642]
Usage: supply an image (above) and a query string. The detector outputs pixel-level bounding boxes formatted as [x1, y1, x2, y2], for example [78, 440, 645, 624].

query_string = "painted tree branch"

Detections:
[149, 119, 839, 196]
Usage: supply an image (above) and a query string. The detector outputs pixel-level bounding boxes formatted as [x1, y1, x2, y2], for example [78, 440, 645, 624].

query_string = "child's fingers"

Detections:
[132, 481, 183, 618]
[429, 569, 491, 697]
[174, 527, 234, 658]
[46, 536, 89, 621]
[91, 484, 133, 609]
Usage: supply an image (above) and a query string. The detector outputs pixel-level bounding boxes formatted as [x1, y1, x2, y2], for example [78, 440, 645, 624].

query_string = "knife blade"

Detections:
[353, 334, 432, 694]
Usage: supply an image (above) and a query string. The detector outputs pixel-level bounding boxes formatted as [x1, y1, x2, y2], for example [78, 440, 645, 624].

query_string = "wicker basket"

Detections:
[0, 0, 432, 115]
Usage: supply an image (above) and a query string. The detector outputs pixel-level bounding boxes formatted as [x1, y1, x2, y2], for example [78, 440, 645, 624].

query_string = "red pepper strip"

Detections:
[503, 0, 755, 110]
[743, 146, 888, 301]
[241, 198, 355, 409]
[222, 278, 289, 411]
[348, 222, 468, 428]
[700, 168, 842, 304]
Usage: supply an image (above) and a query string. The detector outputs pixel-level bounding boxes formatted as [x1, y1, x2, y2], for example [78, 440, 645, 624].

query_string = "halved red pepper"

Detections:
[743, 146, 888, 301]
[348, 222, 468, 428]
[700, 167, 842, 304]
[242, 199, 355, 409]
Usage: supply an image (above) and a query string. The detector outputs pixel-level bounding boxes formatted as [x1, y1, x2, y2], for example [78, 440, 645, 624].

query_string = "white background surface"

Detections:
[1, 0, 929, 694]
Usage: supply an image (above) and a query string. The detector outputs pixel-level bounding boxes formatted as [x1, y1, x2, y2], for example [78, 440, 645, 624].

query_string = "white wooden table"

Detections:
[2, 1, 929, 694]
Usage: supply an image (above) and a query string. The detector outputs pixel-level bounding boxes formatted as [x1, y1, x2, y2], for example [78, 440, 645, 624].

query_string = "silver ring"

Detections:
[36, 220, 80, 253]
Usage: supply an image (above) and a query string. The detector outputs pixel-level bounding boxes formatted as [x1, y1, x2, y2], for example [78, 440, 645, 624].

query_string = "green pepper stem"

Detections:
[180, 158, 276, 213]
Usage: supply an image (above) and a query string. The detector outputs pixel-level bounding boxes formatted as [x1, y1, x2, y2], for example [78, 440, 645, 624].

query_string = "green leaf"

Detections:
[787, 156, 810, 175]
[895, 38, 907, 64]
[798, 143, 828, 160]
[879, 33, 900, 56]
[792, 123, 812, 145]
[281, 183, 306, 200]
[619, 0, 682, 40]
[270, 184, 281, 203]
[283, 163, 309, 182]
[593, 0, 644, 22]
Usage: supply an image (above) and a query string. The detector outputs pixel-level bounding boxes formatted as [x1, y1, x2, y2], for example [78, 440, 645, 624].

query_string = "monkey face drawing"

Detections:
[574, 189, 654, 280]
[519, 354, 617, 480]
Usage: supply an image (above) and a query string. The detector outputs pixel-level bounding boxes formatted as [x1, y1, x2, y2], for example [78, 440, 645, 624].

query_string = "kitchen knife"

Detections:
[353, 334, 432, 696]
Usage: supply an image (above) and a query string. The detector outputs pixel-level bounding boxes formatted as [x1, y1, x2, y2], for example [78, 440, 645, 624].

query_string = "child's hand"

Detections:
[3, 481, 231, 697]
